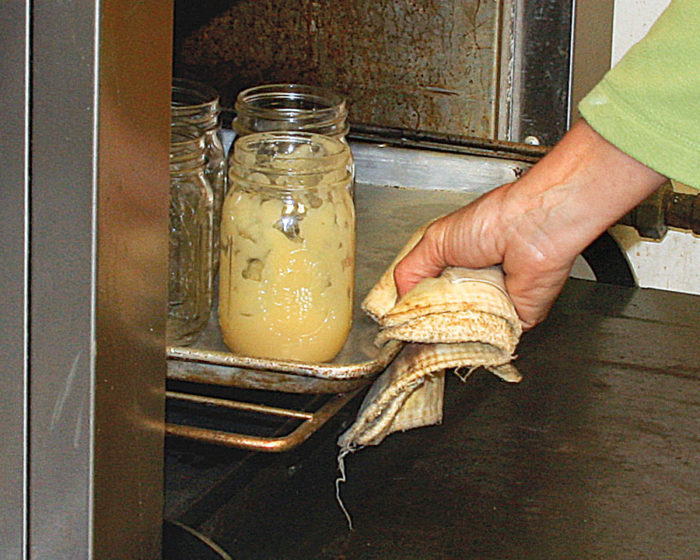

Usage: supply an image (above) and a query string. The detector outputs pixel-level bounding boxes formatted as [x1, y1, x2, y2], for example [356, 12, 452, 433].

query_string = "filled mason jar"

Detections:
[220, 132, 355, 362]
[232, 83, 349, 141]
[167, 124, 215, 346]
[171, 77, 226, 270]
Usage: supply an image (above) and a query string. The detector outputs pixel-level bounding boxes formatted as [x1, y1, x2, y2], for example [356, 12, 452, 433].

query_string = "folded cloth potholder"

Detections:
[338, 221, 523, 452]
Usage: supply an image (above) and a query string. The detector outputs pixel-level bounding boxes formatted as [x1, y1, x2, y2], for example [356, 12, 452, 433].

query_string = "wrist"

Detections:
[502, 120, 666, 260]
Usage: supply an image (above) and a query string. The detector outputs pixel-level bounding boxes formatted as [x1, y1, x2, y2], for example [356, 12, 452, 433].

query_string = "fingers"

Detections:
[391, 182, 574, 330]
[392, 191, 501, 298]
[393, 222, 447, 297]
[503, 259, 573, 330]
[393, 189, 508, 298]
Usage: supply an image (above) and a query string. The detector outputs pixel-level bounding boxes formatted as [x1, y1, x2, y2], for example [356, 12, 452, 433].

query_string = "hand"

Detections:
[393, 119, 666, 329]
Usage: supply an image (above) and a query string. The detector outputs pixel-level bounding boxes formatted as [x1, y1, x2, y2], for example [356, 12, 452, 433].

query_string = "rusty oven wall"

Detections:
[174, 0, 506, 139]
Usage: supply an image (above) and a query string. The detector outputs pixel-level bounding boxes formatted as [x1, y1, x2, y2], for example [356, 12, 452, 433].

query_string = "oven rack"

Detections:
[164, 339, 402, 452]
[165, 387, 362, 453]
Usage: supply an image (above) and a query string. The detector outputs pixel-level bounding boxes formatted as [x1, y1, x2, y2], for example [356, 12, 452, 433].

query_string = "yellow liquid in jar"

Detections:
[219, 180, 355, 362]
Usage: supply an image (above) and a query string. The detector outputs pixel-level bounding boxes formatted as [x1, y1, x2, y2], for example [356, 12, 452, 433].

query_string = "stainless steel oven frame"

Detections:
[1, 2, 173, 558]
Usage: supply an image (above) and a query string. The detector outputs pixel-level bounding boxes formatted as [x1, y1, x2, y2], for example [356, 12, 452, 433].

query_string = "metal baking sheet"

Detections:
[166, 138, 532, 394]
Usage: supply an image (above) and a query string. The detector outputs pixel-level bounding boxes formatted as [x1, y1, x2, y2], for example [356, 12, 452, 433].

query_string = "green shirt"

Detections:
[579, 0, 700, 190]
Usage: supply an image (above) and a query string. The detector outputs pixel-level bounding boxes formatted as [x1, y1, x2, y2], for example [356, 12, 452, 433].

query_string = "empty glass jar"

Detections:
[171, 78, 226, 269]
[167, 124, 215, 346]
[219, 132, 355, 362]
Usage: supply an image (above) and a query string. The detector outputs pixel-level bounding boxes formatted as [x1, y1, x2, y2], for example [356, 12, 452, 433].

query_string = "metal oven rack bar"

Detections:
[165, 388, 362, 453]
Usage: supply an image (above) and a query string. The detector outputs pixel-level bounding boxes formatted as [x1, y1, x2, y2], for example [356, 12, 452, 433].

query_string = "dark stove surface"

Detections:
[165, 279, 700, 560]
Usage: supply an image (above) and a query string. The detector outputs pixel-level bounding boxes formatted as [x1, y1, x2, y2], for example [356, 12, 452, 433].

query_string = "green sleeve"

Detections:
[578, 0, 700, 190]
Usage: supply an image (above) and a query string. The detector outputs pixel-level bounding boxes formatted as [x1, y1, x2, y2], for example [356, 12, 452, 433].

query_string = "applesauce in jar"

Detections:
[219, 132, 355, 362]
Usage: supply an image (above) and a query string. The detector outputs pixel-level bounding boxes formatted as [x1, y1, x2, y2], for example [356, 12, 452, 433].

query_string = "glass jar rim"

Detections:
[235, 83, 347, 122]
[172, 77, 220, 111]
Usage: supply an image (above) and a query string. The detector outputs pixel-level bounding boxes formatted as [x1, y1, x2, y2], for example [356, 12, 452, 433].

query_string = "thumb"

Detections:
[393, 228, 447, 298]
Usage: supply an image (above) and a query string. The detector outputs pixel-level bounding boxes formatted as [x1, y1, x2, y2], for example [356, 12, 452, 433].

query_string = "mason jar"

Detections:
[171, 77, 226, 270]
[220, 132, 355, 362]
[232, 83, 349, 141]
[167, 124, 215, 346]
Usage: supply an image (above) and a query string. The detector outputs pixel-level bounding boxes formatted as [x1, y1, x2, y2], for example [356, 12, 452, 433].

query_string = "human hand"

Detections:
[393, 183, 576, 330]
[393, 120, 666, 329]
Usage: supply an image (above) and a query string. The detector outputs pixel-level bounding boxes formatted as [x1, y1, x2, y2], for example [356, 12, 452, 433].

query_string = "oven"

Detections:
[2, 1, 698, 559]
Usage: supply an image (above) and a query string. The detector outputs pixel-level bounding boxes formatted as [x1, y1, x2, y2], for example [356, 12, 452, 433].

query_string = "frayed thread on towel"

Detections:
[453, 365, 479, 383]
[335, 446, 357, 531]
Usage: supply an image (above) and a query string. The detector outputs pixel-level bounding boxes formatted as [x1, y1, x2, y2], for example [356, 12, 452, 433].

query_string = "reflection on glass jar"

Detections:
[167, 124, 214, 346]
[171, 78, 226, 270]
[220, 132, 355, 362]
